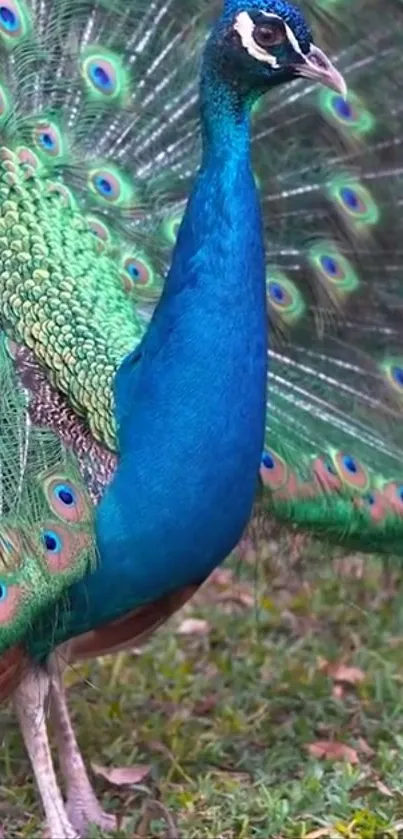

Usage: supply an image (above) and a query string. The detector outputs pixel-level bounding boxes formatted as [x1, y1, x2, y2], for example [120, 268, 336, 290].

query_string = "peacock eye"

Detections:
[253, 23, 285, 49]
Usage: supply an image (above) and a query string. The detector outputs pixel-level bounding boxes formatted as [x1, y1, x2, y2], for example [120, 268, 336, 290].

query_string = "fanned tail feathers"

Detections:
[255, 0, 403, 552]
[0, 0, 401, 657]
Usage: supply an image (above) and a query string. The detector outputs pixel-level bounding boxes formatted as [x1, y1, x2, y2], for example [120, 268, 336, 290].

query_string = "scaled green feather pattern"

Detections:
[0, 148, 142, 449]
[0, 335, 96, 653]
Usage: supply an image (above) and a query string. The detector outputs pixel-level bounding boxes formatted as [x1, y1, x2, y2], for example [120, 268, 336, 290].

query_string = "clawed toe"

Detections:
[66, 799, 118, 835]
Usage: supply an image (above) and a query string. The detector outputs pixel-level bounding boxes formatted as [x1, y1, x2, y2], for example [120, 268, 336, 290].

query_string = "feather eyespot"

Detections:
[328, 178, 379, 230]
[32, 121, 65, 162]
[381, 482, 403, 515]
[318, 89, 375, 138]
[333, 96, 352, 120]
[0, 1, 29, 43]
[88, 62, 115, 93]
[120, 253, 161, 299]
[89, 165, 134, 206]
[260, 449, 288, 489]
[332, 451, 369, 492]
[42, 527, 71, 574]
[93, 173, 117, 199]
[360, 490, 387, 523]
[381, 360, 403, 396]
[266, 272, 305, 325]
[124, 258, 150, 286]
[41, 523, 91, 573]
[43, 529, 62, 553]
[55, 484, 76, 507]
[86, 216, 111, 246]
[393, 367, 403, 387]
[81, 48, 129, 101]
[43, 474, 89, 523]
[122, 256, 152, 288]
[0, 582, 21, 624]
[309, 242, 359, 298]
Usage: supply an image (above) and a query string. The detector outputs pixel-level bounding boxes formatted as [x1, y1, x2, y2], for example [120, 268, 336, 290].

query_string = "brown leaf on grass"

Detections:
[218, 585, 254, 608]
[356, 737, 375, 758]
[209, 568, 234, 587]
[306, 740, 359, 764]
[330, 664, 365, 685]
[376, 779, 394, 797]
[304, 830, 334, 839]
[319, 660, 365, 696]
[177, 618, 210, 636]
[351, 778, 393, 800]
[91, 764, 151, 786]
[193, 693, 219, 715]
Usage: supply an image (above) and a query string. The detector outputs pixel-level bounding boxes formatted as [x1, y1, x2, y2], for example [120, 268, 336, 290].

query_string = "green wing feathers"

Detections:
[0, 335, 96, 654]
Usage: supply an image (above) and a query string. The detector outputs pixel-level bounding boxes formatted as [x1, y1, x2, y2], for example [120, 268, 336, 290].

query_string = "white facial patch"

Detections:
[233, 10, 308, 68]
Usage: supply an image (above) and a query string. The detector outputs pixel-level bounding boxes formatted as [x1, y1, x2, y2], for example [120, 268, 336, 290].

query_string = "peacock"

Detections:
[0, 0, 401, 835]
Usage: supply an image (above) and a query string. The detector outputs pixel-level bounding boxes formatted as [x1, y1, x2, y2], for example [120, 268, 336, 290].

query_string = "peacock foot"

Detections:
[42, 818, 80, 839]
[66, 793, 118, 835]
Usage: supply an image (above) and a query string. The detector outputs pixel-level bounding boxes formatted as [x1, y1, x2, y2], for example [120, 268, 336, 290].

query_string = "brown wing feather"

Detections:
[68, 585, 200, 661]
[0, 646, 30, 701]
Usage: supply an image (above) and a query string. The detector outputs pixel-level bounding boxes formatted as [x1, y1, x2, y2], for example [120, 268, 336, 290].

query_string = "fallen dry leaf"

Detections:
[304, 830, 333, 839]
[376, 779, 394, 797]
[306, 740, 359, 764]
[330, 664, 365, 685]
[218, 587, 254, 608]
[177, 618, 210, 636]
[91, 764, 151, 786]
[193, 693, 219, 715]
[209, 568, 234, 587]
[356, 737, 375, 758]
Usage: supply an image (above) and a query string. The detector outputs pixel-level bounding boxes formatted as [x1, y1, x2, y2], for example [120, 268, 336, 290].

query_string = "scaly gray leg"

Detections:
[13, 664, 79, 839]
[49, 656, 117, 835]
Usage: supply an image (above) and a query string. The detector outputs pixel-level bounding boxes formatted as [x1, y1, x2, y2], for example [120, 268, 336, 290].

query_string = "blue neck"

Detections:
[28, 61, 269, 655]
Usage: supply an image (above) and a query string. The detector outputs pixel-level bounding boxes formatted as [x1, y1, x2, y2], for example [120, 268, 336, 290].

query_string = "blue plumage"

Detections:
[27, 0, 344, 663]
[29, 2, 273, 654]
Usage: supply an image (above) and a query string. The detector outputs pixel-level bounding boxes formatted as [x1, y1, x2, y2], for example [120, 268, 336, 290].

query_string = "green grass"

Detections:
[2, 534, 403, 838]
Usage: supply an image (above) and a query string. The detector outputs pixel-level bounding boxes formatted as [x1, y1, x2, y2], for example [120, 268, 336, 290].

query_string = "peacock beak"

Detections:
[294, 44, 347, 96]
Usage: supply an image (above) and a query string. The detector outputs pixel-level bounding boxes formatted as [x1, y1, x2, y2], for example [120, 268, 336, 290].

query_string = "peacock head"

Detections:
[209, 0, 346, 97]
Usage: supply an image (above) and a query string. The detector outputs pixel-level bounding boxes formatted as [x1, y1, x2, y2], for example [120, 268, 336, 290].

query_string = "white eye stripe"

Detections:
[233, 10, 308, 67]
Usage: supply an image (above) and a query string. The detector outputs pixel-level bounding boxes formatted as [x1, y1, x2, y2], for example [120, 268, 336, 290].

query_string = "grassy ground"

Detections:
[2, 531, 403, 838]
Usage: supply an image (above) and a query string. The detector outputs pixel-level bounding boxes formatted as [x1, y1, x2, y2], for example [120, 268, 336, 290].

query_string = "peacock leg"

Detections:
[49, 656, 118, 835]
[13, 664, 79, 839]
